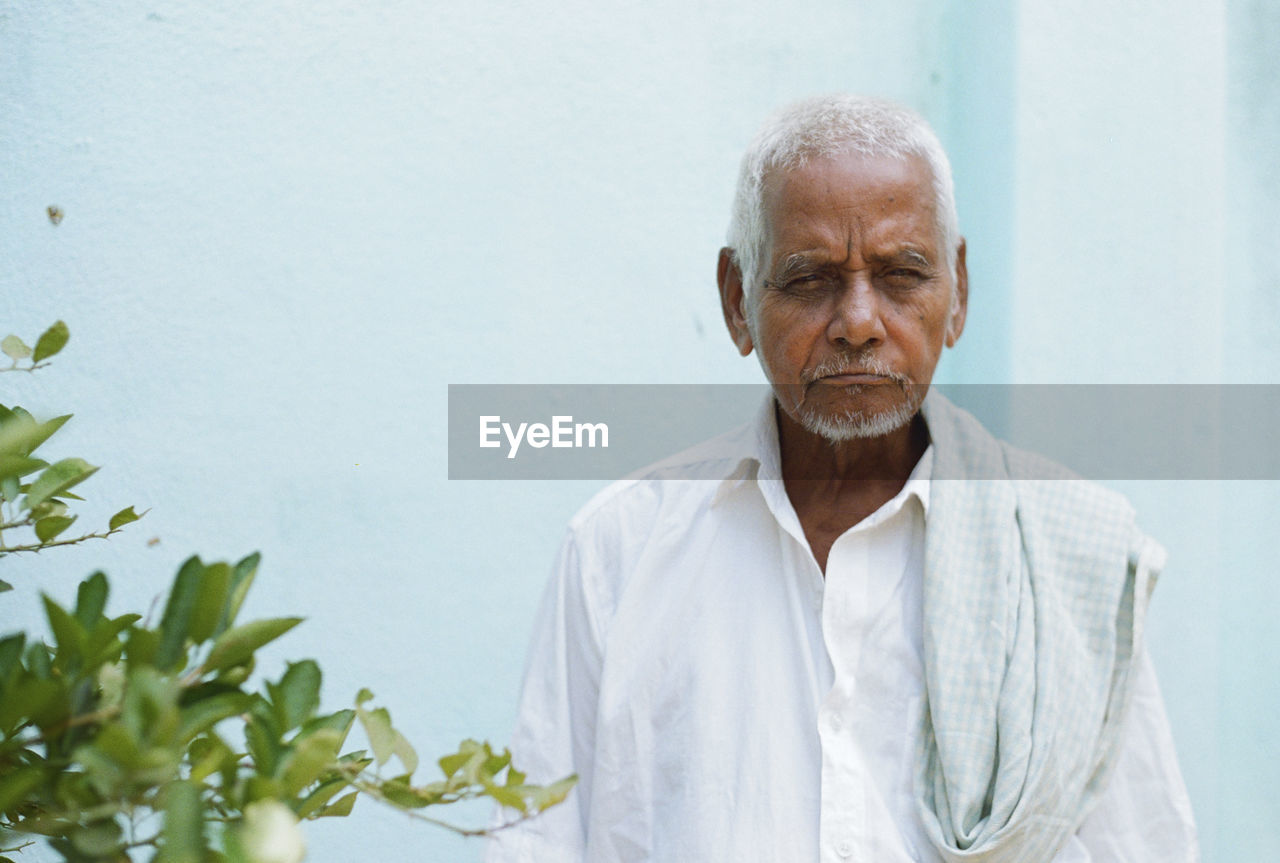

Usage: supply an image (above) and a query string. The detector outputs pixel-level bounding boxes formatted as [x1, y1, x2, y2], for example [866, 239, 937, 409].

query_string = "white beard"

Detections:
[797, 397, 918, 441]
[752, 337, 925, 443]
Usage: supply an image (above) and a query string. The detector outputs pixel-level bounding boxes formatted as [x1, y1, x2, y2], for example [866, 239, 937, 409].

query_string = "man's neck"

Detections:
[775, 402, 929, 574]
[775, 401, 928, 486]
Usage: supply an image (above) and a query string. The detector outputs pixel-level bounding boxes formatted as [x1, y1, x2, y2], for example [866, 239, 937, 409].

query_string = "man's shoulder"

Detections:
[929, 390, 1139, 522]
[928, 390, 1157, 565]
[551, 423, 758, 620]
[999, 440, 1137, 524]
[565, 420, 755, 539]
[995, 437, 1166, 578]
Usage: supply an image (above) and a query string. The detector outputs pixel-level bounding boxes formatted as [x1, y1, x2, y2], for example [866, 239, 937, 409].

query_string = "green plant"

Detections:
[0, 321, 138, 566]
[0, 323, 573, 862]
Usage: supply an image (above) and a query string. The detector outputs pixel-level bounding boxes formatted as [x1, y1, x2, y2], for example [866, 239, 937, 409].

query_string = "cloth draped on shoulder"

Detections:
[915, 391, 1165, 863]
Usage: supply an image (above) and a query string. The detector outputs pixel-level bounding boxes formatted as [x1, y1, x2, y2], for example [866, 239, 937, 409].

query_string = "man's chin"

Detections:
[797, 401, 919, 442]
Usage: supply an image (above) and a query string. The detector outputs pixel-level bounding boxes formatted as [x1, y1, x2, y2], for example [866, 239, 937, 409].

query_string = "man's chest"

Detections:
[582, 496, 934, 861]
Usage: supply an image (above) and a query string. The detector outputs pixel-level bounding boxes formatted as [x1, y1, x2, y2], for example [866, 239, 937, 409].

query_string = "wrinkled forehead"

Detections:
[759, 151, 942, 254]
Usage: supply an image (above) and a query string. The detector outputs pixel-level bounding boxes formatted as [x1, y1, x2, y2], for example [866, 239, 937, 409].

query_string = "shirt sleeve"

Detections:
[1055, 647, 1201, 862]
[483, 527, 603, 863]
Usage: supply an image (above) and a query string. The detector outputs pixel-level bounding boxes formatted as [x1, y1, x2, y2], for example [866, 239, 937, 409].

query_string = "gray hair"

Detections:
[726, 94, 960, 298]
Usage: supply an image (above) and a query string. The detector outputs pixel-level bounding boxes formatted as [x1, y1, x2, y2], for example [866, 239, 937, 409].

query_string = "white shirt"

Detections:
[486, 399, 1199, 863]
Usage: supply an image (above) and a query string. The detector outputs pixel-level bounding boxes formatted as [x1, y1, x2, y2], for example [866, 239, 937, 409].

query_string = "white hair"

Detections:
[726, 94, 960, 300]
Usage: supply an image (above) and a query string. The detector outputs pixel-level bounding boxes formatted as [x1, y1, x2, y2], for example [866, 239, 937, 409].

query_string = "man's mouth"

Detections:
[817, 372, 895, 385]
[802, 353, 911, 388]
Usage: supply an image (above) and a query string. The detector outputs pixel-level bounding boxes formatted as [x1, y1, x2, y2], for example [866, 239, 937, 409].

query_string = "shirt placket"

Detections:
[818, 533, 875, 862]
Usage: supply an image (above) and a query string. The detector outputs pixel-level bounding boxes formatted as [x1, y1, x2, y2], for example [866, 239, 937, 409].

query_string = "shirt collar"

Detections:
[711, 392, 933, 514]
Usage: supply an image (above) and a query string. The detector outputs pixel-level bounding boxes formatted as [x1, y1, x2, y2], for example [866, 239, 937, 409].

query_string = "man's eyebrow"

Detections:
[881, 248, 934, 269]
[770, 253, 825, 282]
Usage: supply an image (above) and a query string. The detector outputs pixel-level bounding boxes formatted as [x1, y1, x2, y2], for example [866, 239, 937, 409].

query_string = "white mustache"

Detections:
[802, 354, 911, 386]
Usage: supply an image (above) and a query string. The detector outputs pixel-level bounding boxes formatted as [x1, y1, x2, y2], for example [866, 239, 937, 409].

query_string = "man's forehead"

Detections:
[760, 151, 941, 259]
[761, 150, 935, 210]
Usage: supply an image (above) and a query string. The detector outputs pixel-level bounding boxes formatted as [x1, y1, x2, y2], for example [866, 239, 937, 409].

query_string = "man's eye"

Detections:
[883, 269, 925, 286]
[784, 274, 835, 292]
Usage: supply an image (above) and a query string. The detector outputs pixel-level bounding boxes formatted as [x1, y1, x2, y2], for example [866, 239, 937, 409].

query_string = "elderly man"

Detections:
[486, 96, 1197, 862]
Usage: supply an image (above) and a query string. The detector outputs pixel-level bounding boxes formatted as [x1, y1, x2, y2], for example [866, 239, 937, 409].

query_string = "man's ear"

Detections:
[945, 238, 968, 348]
[717, 248, 754, 357]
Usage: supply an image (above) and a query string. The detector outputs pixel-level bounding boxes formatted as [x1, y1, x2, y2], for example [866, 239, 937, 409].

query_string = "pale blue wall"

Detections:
[988, 3, 1279, 858]
[2, 1, 1273, 861]
[1216, 2, 1280, 858]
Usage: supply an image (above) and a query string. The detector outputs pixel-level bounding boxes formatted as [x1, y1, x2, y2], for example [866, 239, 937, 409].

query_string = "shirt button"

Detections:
[836, 840, 853, 858]
[828, 713, 843, 731]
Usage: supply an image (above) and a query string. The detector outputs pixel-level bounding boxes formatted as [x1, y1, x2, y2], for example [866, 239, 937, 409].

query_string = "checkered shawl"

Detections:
[915, 391, 1164, 862]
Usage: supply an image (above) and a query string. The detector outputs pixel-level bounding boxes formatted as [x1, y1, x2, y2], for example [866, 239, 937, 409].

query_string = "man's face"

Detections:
[719, 151, 967, 441]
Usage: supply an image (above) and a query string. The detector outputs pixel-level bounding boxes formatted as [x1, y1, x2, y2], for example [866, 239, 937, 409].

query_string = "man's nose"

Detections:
[826, 274, 886, 348]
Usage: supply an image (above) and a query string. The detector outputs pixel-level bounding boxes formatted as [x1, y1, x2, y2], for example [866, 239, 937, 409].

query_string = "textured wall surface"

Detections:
[1008, 0, 1229, 855]
[2, 1, 1273, 860]
[1216, 1, 1280, 858]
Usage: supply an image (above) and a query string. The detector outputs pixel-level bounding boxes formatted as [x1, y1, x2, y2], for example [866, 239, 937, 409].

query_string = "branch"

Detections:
[17, 704, 122, 748]
[0, 527, 128, 556]
[3, 798, 137, 836]
[337, 767, 546, 838]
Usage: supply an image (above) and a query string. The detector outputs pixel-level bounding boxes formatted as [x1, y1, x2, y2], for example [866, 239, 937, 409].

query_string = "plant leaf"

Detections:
[24, 457, 97, 509]
[217, 552, 261, 637]
[315, 790, 357, 818]
[438, 739, 483, 780]
[0, 412, 71, 467]
[1, 335, 30, 360]
[356, 706, 395, 767]
[70, 819, 123, 857]
[156, 557, 204, 670]
[188, 562, 230, 644]
[85, 613, 140, 666]
[245, 710, 282, 777]
[109, 505, 143, 530]
[156, 779, 203, 863]
[392, 730, 418, 775]
[203, 617, 303, 672]
[298, 708, 355, 742]
[177, 692, 253, 744]
[377, 777, 430, 809]
[528, 775, 578, 812]
[32, 320, 69, 363]
[0, 676, 60, 732]
[0, 634, 22, 682]
[0, 455, 46, 481]
[270, 659, 321, 731]
[34, 514, 76, 543]
[74, 572, 109, 628]
[25, 640, 52, 679]
[296, 777, 348, 818]
[279, 727, 343, 796]
[125, 627, 159, 668]
[486, 783, 528, 813]
[188, 733, 234, 783]
[43, 593, 87, 662]
[0, 766, 44, 815]
[22, 414, 72, 456]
